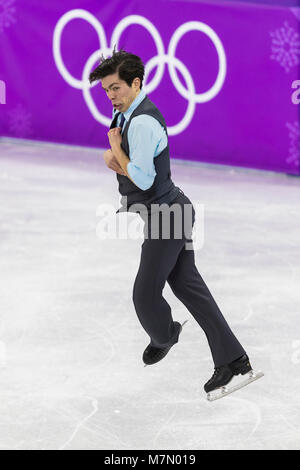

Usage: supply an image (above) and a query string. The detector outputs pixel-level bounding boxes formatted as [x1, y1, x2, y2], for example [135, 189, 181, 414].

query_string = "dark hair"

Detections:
[89, 46, 144, 89]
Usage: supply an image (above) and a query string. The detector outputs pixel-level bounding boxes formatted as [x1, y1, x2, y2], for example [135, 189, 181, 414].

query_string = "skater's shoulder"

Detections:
[129, 114, 167, 143]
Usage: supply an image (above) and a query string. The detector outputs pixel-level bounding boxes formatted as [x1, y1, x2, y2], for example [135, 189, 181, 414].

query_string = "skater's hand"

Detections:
[107, 127, 122, 149]
[102, 149, 126, 176]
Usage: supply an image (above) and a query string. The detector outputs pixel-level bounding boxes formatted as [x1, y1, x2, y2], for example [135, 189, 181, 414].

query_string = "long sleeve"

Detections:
[126, 114, 167, 190]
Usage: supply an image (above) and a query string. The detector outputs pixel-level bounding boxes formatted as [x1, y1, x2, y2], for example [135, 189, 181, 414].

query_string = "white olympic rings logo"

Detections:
[53, 9, 227, 136]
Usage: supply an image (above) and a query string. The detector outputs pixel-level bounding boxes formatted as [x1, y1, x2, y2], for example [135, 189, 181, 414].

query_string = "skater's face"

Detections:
[101, 72, 141, 113]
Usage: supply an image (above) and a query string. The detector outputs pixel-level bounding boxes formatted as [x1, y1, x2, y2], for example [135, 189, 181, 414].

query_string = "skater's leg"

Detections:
[167, 242, 246, 367]
[133, 236, 186, 348]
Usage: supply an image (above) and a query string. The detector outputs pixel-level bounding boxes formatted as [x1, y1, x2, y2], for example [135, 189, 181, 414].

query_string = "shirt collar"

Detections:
[113, 88, 146, 122]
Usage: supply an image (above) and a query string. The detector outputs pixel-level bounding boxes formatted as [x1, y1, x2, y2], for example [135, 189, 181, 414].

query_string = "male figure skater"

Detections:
[89, 48, 263, 401]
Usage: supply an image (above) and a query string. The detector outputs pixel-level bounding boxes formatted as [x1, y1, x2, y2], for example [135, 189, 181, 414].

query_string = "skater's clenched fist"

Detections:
[107, 127, 122, 149]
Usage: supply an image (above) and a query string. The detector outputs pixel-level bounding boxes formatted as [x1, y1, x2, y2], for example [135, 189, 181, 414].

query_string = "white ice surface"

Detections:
[0, 138, 300, 450]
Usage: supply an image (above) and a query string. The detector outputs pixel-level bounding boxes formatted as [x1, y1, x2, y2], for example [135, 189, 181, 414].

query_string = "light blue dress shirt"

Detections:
[112, 88, 168, 190]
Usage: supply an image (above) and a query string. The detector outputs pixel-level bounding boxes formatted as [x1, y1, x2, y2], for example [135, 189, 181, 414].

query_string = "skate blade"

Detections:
[144, 319, 189, 367]
[206, 370, 264, 402]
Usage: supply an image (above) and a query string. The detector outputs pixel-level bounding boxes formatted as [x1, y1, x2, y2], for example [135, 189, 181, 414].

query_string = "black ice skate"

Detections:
[204, 354, 264, 401]
[143, 320, 188, 367]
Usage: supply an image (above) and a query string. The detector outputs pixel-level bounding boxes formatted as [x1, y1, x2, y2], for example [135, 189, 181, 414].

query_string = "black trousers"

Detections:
[132, 191, 246, 368]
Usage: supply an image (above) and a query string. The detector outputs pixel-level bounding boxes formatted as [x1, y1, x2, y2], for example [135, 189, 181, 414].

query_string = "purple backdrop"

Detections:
[0, 0, 299, 174]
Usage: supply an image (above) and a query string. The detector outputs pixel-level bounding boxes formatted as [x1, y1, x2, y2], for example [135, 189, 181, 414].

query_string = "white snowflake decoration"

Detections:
[270, 21, 300, 73]
[286, 121, 300, 170]
[8, 103, 33, 137]
[0, 0, 16, 33]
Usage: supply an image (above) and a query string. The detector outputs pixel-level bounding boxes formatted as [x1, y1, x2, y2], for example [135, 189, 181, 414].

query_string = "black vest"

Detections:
[110, 95, 180, 214]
